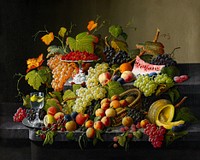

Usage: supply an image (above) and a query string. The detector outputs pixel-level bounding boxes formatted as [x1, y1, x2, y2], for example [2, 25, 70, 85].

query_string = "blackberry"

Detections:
[127, 108, 146, 124]
[39, 109, 47, 120]
[151, 54, 177, 67]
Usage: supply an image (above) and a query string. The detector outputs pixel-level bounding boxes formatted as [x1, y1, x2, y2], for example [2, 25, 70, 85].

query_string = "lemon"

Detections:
[37, 96, 44, 103]
[30, 94, 38, 102]
[43, 115, 56, 127]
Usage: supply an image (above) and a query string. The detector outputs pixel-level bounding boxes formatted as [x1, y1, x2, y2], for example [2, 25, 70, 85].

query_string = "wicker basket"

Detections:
[112, 88, 142, 126]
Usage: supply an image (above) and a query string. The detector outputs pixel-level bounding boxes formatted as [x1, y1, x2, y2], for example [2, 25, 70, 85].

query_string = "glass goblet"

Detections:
[30, 92, 44, 127]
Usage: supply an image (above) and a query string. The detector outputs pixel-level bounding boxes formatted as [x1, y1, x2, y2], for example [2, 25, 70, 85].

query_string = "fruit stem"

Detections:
[153, 28, 160, 43]
[175, 96, 188, 108]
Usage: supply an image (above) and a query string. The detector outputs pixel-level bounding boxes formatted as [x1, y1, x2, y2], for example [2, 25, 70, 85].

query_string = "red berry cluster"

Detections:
[61, 51, 99, 61]
[13, 107, 27, 122]
[174, 75, 189, 83]
[144, 123, 166, 148]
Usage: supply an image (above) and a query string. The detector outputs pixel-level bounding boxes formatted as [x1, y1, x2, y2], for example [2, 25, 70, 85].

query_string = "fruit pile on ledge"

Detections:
[14, 18, 197, 149]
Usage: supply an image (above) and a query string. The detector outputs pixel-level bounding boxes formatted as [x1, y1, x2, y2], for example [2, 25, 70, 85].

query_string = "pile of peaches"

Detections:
[42, 94, 137, 139]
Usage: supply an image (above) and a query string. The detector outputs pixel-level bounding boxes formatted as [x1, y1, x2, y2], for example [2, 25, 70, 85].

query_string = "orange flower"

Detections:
[41, 32, 54, 45]
[87, 20, 97, 31]
[26, 54, 44, 72]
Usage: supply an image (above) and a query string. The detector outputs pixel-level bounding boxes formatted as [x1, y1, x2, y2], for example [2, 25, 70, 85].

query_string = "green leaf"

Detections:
[22, 95, 31, 108]
[66, 131, 75, 140]
[46, 45, 65, 58]
[78, 132, 88, 150]
[72, 84, 82, 94]
[111, 39, 128, 53]
[165, 130, 188, 146]
[44, 98, 62, 111]
[106, 81, 125, 98]
[96, 130, 104, 142]
[43, 131, 55, 145]
[66, 32, 98, 53]
[175, 107, 198, 123]
[128, 49, 140, 59]
[136, 41, 164, 56]
[25, 69, 46, 90]
[58, 27, 67, 38]
[109, 25, 123, 38]
[120, 32, 128, 41]
[168, 87, 180, 103]
[117, 131, 129, 147]
[49, 91, 62, 103]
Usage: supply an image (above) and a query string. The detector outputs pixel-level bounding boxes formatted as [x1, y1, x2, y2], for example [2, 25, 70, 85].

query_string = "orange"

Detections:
[110, 100, 121, 109]
[119, 63, 133, 73]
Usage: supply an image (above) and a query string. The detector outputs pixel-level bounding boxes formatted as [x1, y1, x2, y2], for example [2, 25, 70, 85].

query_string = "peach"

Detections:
[101, 116, 111, 127]
[47, 106, 57, 116]
[101, 102, 110, 110]
[95, 108, 105, 117]
[110, 100, 121, 109]
[119, 99, 129, 107]
[140, 119, 149, 128]
[75, 113, 89, 126]
[100, 98, 111, 105]
[65, 120, 77, 131]
[54, 112, 64, 121]
[94, 121, 104, 130]
[99, 72, 111, 86]
[105, 108, 116, 117]
[121, 71, 135, 82]
[85, 120, 94, 128]
[111, 95, 120, 101]
[125, 96, 135, 104]
[86, 127, 96, 138]
[122, 116, 133, 127]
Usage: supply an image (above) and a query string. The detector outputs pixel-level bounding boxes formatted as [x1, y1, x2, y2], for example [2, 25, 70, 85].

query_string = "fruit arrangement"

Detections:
[14, 18, 197, 150]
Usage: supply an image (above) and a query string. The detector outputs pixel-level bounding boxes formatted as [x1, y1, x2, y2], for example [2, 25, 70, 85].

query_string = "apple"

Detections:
[101, 116, 111, 127]
[98, 72, 111, 86]
[54, 112, 64, 121]
[121, 71, 135, 82]
[47, 106, 57, 116]
[101, 102, 110, 110]
[122, 116, 133, 127]
[65, 120, 77, 131]
[86, 127, 96, 138]
[85, 120, 94, 128]
[75, 113, 89, 126]
[95, 108, 105, 117]
[105, 108, 116, 117]
[94, 121, 104, 130]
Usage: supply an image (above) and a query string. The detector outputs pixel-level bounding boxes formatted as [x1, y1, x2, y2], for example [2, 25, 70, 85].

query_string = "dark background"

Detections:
[1, 0, 200, 103]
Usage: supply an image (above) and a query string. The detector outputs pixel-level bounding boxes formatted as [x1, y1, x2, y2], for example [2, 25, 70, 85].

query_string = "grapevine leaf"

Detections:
[63, 90, 76, 112]
[128, 49, 140, 59]
[120, 32, 128, 41]
[46, 45, 65, 58]
[58, 27, 67, 38]
[44, 98, 62, 111]
[96, 130, 104, 142]
[25, 69, 46, 90]
[168, 87, 180, 103]
[109, 25, 123, 38]
[78, 132, 88, 150]
[72, 84, 82, 94]
[175, 107, 198, 123]
[49, 91, 62, 103]
[106, 81, 125, 98]
[136, 41, 164, 56]
[165, 130, 188, 146]
[117, 131, 128, 147]
[111, 39, 128, 53]
[43, 131, 55, 145]
[22, 95, 31, 108]
[66, 32, 98, 53]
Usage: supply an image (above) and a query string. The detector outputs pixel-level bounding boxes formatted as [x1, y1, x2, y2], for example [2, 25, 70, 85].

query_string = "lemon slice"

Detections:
[37, 96, 44, 103]
[43, 115, 56, 127]
[30, 95, 38, 102]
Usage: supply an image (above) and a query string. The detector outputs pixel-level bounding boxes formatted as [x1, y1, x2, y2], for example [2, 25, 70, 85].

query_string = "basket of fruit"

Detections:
[112, 88, 142, 126]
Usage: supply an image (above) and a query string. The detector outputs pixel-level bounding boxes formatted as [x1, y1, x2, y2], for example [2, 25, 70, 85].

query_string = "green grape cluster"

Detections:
[133, 75, 158, 97]
[154, 73, 174, 88]
[133, 73, 174, 97]
[72, 63, 108, 113]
